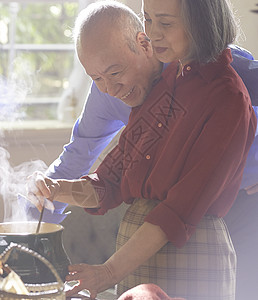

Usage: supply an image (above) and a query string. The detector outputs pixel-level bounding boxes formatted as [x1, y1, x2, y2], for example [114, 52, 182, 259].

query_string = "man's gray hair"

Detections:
[73, 1, 144, 53]
[181, 0, 239, 63]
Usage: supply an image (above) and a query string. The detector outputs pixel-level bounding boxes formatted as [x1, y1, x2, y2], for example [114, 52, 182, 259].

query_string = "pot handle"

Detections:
[0, 242, 64, 291]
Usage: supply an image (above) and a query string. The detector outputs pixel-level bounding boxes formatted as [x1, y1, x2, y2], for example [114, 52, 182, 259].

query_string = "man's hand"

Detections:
[65, 263, 115, 299]
[245, 183, 258, 195]
[26, 171, 59, 211]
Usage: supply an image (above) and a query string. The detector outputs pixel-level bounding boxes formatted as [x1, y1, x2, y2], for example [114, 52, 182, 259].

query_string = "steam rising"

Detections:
[0, 146, 47, 222]
[0, 53, 37, 122]
[0, 55, 46, 222]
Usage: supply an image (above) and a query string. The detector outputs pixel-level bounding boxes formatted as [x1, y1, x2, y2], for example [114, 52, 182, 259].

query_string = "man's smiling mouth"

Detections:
[120, 87, 134, 100]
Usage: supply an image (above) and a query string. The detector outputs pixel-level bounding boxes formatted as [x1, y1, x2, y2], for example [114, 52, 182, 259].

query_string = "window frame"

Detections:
[0, 0, 79, 122]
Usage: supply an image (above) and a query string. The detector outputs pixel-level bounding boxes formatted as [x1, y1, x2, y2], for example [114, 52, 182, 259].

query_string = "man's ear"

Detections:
[137, 32, 153, 58]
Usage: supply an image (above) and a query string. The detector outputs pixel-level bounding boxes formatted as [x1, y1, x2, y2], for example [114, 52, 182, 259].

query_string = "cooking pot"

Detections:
[0, 222, 70, 284]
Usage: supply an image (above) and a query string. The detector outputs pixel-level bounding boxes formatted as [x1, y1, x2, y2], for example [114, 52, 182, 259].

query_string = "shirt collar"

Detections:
[194, 48, 233, 82]
[161, 48, 233, 85]
[161, 61, 179, 88]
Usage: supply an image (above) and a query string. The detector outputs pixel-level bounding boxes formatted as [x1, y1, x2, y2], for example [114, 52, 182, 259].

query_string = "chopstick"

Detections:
[36, 204, 45, 234]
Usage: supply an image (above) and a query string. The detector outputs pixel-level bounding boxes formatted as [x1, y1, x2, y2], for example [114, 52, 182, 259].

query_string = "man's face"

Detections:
[78, 28, 158, 107]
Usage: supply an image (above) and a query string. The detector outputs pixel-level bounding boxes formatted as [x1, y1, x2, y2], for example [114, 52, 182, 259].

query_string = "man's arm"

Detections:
[42, 82, 131, 215]
[230, 45, 258, 192]
[47, 82, 131, 180]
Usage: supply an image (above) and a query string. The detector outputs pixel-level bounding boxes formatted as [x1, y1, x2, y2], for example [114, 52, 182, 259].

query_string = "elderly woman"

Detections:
[27, 1, 256, 299]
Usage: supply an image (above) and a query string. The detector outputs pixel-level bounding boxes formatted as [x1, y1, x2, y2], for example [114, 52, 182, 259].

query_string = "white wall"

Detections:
[231, 0, 258, 58]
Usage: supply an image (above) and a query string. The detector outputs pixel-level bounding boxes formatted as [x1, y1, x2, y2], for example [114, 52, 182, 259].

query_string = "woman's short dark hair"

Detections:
[181, 0, 238, 63]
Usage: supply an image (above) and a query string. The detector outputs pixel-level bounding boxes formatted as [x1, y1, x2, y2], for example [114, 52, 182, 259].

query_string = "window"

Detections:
[0, 0, 78, 121]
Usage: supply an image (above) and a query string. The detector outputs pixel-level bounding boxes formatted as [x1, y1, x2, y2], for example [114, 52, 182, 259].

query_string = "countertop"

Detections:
[65, 282, 117, 300]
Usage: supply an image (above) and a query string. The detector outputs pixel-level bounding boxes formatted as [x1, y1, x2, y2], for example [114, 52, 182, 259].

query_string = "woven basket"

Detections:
[0, 243, 65, 300]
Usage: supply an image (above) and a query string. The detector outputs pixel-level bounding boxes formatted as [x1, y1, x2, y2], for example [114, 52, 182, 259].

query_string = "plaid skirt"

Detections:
[116, 198, 236, 300]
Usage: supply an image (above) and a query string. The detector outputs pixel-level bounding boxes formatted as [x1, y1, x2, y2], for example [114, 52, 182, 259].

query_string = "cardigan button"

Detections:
[186, 66, 191, 71]
[157, 122, 163, 128]
[145, 154, 151, 160]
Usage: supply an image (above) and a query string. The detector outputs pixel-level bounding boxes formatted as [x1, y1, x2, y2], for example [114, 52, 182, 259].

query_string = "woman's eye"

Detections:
[160, 22, 172, 27]
[144, 18, 151, 23]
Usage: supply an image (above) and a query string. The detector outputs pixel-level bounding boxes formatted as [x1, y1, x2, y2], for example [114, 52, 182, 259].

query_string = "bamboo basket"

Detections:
[0, 243, 65, 300]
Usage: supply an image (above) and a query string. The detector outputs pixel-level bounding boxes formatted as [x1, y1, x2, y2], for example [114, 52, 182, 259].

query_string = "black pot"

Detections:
[0, 222, 71, 284]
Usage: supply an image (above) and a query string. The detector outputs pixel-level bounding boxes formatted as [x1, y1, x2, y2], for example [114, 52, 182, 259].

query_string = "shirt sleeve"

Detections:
[83, 142, 126, 215]
[240, 106, 258, 188]
[46, 82, 131, 180]
[230, 46, 258, 106]
[230, 46, 258, 188]
[145, 88, 257, 247]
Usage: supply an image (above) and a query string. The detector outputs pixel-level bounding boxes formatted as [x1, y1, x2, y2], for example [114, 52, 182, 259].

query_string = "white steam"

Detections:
[0, 147, 47, 222]
[0, 55, 36, 122]
[0, 52, 46, 222]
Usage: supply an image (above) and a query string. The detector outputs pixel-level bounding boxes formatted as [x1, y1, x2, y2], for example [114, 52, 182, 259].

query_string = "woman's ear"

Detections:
[136, 32, 153, 58]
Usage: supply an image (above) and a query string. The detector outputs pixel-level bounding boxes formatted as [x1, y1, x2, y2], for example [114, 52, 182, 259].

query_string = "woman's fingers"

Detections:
[27, 171, 50, 198]
[26, 171, 58, 211]
[66, 264, 87, 281]
[68, 264, 85, 272]
[27, 191, 44, 211]
[65, 283, 97, 299]
[34, 172, 52, 197]
[65, 282, 82, 297]
[65, 263, 111, 298]
[44, 198, 55, 212]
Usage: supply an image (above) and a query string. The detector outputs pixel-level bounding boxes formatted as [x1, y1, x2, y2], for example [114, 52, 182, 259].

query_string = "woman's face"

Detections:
[143, 0, 190, 64]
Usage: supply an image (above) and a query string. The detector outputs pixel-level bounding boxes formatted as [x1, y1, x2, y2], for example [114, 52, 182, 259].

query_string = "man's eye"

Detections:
[111, 72, 120, 76]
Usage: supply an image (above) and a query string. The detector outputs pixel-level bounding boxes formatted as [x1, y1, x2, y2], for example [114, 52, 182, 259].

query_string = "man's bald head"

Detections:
[73, 1, 162, 108]
[73, 1, 144, 55]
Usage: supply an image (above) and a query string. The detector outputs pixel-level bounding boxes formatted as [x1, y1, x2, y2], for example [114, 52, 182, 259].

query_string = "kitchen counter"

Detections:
[65, 282, 116, 300]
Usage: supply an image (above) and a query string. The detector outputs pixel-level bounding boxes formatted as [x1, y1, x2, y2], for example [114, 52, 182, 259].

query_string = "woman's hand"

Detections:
[26, 171, 100, 210]
[65, 263, 115, 299]
[65, 222, 168, 298]
[26, 171, 59, 211]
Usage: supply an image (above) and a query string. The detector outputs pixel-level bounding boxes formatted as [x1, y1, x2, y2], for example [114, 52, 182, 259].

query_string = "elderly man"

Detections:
[28, 2, 166, 297]
[26, 1, 258, 299]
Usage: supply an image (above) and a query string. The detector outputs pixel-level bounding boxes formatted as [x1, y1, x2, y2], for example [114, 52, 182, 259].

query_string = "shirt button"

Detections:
[157, 122, 162, 128]
[186, 66, 191, 71]
[145, 154, 151, 160]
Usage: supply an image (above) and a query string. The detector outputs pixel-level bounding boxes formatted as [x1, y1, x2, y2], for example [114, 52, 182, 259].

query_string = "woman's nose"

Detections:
[147, 24, 163, 41]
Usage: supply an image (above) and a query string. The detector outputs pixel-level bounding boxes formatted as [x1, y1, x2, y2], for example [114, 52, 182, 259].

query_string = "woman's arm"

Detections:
[65, 221, 168, 298]
[26, 171, 100, 211]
